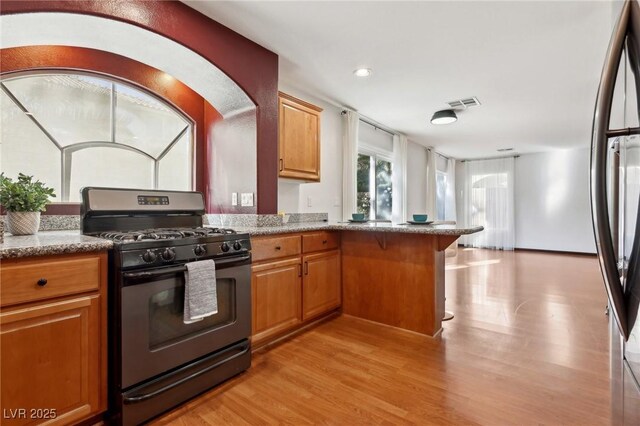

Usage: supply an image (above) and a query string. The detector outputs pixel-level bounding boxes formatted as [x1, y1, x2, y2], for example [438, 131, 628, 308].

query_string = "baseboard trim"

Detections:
[251, 310, 341, 353]
[457, 244, 596, 257]
[341, 314, 441, 339]
[513, 247, 597, 257]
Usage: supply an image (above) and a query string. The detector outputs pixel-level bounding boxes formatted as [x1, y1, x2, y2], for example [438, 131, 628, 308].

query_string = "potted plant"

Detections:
[0, 173, 56, 235]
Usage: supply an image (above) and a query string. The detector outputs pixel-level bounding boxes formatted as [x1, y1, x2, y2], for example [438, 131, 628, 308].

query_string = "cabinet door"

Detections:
[1, 295, 104, 426]
[302, 250, 341, 321]
[251, 258, 302, 346]
[279, 93, 322, 181]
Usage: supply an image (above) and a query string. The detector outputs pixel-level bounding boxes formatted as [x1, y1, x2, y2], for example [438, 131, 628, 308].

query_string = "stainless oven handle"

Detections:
[122, 342, 250, 404]
[123, 254, 251, 279]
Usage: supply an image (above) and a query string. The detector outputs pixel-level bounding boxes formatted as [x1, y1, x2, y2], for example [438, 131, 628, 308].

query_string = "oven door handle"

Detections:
[123, 254, 251, 279]
[122, 342, 250, 404]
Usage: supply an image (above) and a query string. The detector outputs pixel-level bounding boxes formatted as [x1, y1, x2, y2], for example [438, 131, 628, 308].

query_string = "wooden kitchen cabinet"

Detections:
[0, 252, 107, 426]
[302, 250, 341, 321]
[278, 92, 323, 182]
[250, 232, 341, 348]
[251, 258, 302, 347]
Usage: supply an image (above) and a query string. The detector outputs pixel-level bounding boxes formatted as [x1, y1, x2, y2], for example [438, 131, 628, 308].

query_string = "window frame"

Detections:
[1, 70, 196, 202]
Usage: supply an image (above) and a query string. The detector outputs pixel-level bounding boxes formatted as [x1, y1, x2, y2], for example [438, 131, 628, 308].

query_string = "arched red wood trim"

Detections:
[1, 1, 279, 214]
[0, 45, 223, 215]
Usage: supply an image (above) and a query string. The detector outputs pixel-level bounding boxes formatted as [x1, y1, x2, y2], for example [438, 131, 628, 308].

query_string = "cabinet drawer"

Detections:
[303, 231, 340, 253]
[251, 235, 301, 262]
[1, 253, 102, 307]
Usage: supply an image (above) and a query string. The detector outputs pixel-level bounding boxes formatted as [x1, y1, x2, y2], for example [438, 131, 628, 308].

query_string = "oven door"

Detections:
[120, 254, 251, 389]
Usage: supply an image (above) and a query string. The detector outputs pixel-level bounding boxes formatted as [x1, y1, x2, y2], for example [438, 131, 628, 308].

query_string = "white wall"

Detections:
[455, 150, 595, 253]
[277, 84, 343, 221]
[514, 148, 596, 253]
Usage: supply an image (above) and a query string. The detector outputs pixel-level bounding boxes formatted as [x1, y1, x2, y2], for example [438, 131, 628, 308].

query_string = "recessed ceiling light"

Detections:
[353, 68, 372, 77]
[430, 110, 457, 125]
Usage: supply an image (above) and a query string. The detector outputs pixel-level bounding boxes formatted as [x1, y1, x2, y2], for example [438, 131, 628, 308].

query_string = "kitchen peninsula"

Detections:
[234, 221, 483, 338]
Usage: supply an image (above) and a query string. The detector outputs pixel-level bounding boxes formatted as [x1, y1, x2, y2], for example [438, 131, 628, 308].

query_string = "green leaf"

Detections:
[0, 173, 56, 212]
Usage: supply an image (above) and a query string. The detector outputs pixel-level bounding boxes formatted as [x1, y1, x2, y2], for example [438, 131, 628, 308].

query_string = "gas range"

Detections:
[80, 187, 252, 425]
[96, 226, 251, 269]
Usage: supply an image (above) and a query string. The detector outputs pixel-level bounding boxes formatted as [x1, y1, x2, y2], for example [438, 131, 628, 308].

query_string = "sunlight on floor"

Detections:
[445, 264, 469, 270]
[445, 256, 501, 270]
[466, 259, 502, 266]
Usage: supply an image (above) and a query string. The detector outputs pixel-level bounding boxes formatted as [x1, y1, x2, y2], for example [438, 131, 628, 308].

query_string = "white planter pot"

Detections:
[6, 211, 41, 235]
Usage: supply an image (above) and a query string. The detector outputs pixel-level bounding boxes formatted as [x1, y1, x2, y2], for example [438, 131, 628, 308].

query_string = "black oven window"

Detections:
[148, 278, 236, 350]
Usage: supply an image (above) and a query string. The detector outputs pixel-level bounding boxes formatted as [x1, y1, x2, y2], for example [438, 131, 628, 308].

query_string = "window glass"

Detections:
[4, 74, 112, 146]
[68, 147, 155, 202]
[357, 154, 372, 218]
[115, 83, 189, 158]
[0, 72, 193, 202]
[375, 159, 393, 220]
[158, 131, 193, 191]
[0, 90, 62, 196]
[356, 153, 393, 220]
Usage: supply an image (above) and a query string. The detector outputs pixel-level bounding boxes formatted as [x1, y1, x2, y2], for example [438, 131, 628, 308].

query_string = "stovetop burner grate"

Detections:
[98, 227, 236, 242]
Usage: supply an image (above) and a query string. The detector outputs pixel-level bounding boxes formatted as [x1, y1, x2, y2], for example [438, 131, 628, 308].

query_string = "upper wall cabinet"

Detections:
[278, 92, 323, 182]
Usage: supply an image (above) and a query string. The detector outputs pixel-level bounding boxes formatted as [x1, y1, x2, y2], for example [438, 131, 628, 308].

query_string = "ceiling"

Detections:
[183, 1, 615, 159]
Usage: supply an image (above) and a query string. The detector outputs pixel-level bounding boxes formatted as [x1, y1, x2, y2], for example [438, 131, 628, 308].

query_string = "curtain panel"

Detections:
[342, 111, 359, 221]
[392, 134, 408, 223]
[425, 148, 438, 219]
[463, 157, 515, 250]
[445, 158, 457, 222]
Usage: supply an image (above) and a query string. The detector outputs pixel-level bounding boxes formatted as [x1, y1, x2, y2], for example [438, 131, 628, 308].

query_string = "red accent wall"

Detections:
[203, 101, 224, 213]
[1, 0, 279, 214]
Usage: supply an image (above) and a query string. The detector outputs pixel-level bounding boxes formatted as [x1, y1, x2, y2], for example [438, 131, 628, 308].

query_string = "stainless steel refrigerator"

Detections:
[592, 1, 640, 423]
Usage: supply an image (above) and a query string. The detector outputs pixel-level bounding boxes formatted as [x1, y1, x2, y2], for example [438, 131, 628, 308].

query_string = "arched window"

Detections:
[1, 72, 193, 202]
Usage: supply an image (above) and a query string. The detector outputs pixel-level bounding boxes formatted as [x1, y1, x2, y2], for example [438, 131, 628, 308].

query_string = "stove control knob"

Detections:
[221, 242, 230, 252]
[161, 248, 176, 261]
[233, 241, 242, 251]
[194, 244, 207, 257]
[142, 250, 157, 263]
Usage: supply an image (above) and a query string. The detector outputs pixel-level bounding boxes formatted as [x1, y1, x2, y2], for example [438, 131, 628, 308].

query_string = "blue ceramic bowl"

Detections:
[352, 213, 365, 221]
[413, 214, 428, 222]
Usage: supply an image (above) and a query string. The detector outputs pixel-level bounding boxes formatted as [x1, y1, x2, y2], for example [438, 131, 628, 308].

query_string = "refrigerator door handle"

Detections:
[591, 0, 631, 339]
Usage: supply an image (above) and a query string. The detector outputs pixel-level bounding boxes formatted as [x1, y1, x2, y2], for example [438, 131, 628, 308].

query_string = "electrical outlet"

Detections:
[241, 193, 254, 207]
[231, 193, 238, 206]
[333, 197, 340, 207]
[307, 196, 312, 207]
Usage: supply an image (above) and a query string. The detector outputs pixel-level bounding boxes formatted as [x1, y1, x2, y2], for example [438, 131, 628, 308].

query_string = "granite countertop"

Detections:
[230, 221, 484, 236]
[0, 222, 482, 259]
[0, 231, 113, 259]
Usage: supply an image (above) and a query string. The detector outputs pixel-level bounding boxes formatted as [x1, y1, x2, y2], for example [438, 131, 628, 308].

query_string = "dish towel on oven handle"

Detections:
[183, 259, 218, 324]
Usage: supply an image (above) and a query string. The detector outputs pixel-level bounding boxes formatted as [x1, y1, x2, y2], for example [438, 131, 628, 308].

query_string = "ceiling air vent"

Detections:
[447, 97, 481, 109]
[497, 148, 514, 152]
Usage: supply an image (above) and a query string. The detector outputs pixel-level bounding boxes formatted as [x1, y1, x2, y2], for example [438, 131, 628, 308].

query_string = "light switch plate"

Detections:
[307, 196, 312, 207]
[241, 193, 254, 207]
[231, 193, 238, 206]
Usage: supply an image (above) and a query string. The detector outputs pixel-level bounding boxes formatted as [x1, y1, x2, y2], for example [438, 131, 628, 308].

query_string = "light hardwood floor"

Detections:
[153, 248, 610, 425]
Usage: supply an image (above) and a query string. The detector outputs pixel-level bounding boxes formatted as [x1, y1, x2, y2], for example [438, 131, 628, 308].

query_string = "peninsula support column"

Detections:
[341, 231, 459, 337]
